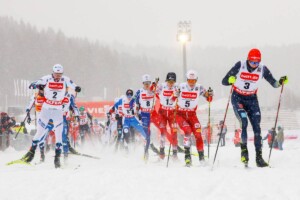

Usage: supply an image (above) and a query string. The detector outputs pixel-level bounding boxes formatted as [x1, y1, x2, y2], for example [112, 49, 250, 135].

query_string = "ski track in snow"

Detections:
[1, 139, 300, 200]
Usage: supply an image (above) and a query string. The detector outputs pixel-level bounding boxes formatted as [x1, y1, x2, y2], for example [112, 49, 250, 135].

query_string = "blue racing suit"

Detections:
[114, 96, 147, 151]
[62, 94, 79, 155]
[132, 88, 155, 153]
[222, 60, 281, 151]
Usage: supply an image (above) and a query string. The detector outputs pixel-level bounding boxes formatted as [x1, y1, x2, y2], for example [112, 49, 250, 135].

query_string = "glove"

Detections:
[29, 83, 37, 89]
[174, 89, 181, 97]
[75, 116, 80, 122]
[21, 122, 25, 127]
[27, 116, 31, 124]
[37, 84, 45, 90]
[26, 109, 30, 113]
[115, 114, 120, 120]
[75, 86, 81, 92]
[228, 76, 236, 85]
[206, 87, 213, 102]
[138, 114, 142, 121]
[155, 77, 159, 83]
[106, 112, 111, 119]
[279, 76, 288, 85]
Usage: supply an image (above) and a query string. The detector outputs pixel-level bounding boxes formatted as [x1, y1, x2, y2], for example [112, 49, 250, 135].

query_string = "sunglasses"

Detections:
[249, 61, 260, 66]
[187, 79, 197, 84]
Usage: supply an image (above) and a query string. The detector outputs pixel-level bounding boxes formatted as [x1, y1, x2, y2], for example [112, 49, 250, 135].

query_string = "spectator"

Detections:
[276, 126, 284, 150]
[217, 120, 227, 147]
[0, 112, 16, 150]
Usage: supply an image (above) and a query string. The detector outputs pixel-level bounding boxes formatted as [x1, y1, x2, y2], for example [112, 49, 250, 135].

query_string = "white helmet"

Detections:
[186, 70, 198, 80]
[142, 74, 151, 83]
[53, 64, 64, 73]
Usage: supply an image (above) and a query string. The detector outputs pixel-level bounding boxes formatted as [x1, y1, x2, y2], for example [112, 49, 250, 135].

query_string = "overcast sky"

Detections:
[0, 0, 299, 47]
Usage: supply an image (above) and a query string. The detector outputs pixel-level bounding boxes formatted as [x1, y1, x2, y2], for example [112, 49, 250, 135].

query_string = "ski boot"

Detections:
[172, 150, 178, 160]
[256, 150, 269, 167]
[63, 153, 68, 165]
[159, 147, 165, 159]
[198, 151, 205, 162]
[241, 143, 249, 167]
[144, 150, 149, 162]
[69, 146, 79, 155]
[54, 150, 61, 168]
[184, 147, 192, 167]
[40, 149, 45, 163]
[150, 143, 159, 154]
[21, 148, 35, 163]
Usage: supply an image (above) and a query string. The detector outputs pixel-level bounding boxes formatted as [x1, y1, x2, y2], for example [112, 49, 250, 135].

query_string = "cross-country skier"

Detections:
[222, 48, 288, 167]
[113, 89, 148, 158]
[62, 92, 80, 161]
[78, 106, 93, 145]
[172, 70, 213, 166]
[26, 89, 46, 161]
[108, 97, 124, 151]
[21, 64, 81, 168]
[155, 72, 180, 159]
[132, 75, 157, 160]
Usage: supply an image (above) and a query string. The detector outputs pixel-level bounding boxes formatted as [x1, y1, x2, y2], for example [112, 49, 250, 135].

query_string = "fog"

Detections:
[1, 0, 300, 47]
[0, 0, 299, 112]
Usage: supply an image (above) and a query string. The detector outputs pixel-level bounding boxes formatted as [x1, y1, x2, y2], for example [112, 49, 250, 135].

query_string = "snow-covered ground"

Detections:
[1, 135, 299, 200]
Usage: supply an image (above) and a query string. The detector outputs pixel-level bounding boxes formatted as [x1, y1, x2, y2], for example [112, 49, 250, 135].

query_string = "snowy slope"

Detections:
[1, 137, 300, 200]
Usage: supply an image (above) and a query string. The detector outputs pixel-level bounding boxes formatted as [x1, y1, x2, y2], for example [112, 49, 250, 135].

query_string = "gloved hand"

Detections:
[279, 76, 288, 85]
[21, 122, 25, 127]
[106, 112, 111, 118]
[75, 116, 80, 122]
[115, 114, 120, 120]
[37, 84, 46, 90]
[75, 86, 81, 92]
[27, 116, 31, 124]
[228, 76, 236, 85]
[29, 82, 37, 89]
[174, 89, 181, 97]
[206, 87, 213, 102]
[155, 77, 159, 83]
[26, 109, 30, 113]
[138, 114, 142, 121]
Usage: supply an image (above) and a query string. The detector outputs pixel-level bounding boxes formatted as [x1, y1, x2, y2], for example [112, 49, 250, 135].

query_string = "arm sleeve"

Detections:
[70, 95, 79, 116]
[87, 112, 93, 120]
[64, 76, 77, 90]
[130, 90, 140, 108]
[263, 66, 280, 88]
[222, 61, 242, 86]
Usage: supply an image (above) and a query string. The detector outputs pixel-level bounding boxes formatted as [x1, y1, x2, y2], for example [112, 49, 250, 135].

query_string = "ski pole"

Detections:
[212, 86, 233, 169]
[14, 104, 34, 140]
[208, 91, 211, 159]
[167, 97, 179, 168]
[268, 84, 284, 164]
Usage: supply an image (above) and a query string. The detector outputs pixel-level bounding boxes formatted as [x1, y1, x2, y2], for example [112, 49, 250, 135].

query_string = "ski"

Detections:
[71, 152, 101, 160]
[6, 159, 31, 166]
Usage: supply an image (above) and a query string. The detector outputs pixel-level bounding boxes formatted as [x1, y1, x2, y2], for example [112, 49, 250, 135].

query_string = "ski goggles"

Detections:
[187, 79, 197, 84]
[249, 61, 260, 66]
